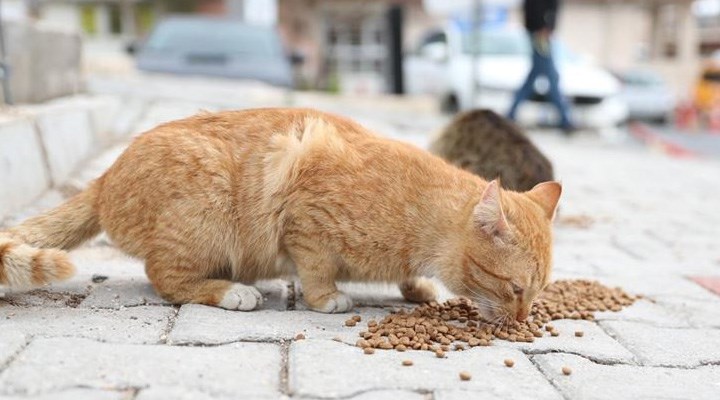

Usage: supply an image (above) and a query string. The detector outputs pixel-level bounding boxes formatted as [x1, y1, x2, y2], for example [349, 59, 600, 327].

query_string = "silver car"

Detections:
[131, 16, 296, 88]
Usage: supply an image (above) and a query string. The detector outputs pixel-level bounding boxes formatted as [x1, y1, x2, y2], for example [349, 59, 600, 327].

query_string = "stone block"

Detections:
[0, 117, 50, 218]
[0, 338, 280, 398]
[534, 353, 720, 400]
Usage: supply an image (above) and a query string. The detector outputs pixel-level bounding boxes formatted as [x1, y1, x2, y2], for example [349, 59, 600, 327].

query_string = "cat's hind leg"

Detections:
[399, 277, 437, 303]
[145, 256, 263, 310]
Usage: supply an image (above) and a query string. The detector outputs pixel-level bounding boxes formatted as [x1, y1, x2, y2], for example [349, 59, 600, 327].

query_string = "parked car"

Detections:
[614, 69, 676, 123]
[404, 25, 628, 129]
[129, 16, 297, 87]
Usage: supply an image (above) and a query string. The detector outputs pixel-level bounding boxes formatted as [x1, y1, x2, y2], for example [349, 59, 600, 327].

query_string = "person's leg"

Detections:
[507, 38, 542, 120]
[544, 47, 573, 129]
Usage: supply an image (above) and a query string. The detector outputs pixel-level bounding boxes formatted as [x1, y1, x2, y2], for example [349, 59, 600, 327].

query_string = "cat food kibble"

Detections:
[459, 371, 472, 381]
[402, 360, 413, 366]
[562, 366, 572, 375]
[504, 359, 515, 367]
[364, 347, 375, 355]
[295, 333, 305, 340]
[350, 279, 637, 354]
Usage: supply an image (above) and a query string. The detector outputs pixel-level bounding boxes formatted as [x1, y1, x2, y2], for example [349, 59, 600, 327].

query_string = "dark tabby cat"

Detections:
[430, 109, 554, 192]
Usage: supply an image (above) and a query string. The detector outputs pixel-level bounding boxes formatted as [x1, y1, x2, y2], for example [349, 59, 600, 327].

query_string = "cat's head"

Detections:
[446, 179, 561, 323]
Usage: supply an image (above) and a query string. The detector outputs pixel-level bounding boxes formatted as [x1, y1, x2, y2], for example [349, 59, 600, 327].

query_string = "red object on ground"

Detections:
[629, 123, 700, 159]
[674, 101, 697, 131]
[689, 276, 720, 297]
[708, 105, 720, 134]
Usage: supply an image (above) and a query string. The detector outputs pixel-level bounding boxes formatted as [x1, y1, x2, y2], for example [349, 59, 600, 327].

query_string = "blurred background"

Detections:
[1, 0, 720, 153]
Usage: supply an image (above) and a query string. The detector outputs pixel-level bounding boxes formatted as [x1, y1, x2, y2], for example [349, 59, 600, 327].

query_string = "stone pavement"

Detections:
[2, 75, 720, 399]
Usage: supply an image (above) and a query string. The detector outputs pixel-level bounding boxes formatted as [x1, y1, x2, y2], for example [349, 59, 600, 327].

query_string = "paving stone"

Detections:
[600, 320, 720, 367]
[594, 274, 719, 301]
[653, 295, 720, 328]
[0, 389, 128, 400]
[533, 353, 720, 400]
[495, 320, 636, 364]
[689, 276, 720, 297]
[0, 281, 91, 308]
[80, 277, 168, 309]
[135, 387, 241, 400]
[168, 305, 388, 345]
[0, 306, 173, 344]
[288, 339, 562, 399]
[593, 298, 689, 328]
[0, 331, 26, 367]
[0, 338, 280, 398]
[335, 390, 426, 400]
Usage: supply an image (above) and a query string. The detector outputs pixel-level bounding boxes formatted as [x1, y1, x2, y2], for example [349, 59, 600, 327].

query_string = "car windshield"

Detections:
[460, 30, 577, 61]
[144, 19, 282, 57]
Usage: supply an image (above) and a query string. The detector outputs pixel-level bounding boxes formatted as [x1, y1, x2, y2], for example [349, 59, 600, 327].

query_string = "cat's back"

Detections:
[430, 109, 553, 191]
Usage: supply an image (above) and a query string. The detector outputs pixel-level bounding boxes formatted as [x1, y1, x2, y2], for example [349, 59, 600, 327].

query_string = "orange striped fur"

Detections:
[0, 108, 560, 319]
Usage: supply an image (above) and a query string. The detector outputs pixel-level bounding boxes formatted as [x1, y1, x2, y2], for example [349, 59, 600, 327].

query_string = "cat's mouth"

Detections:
[472, 299, 513, 325]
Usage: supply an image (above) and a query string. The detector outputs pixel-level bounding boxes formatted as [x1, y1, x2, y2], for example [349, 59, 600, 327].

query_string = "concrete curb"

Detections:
[628, 122, 701, 159]
[0, 95, 140, 219]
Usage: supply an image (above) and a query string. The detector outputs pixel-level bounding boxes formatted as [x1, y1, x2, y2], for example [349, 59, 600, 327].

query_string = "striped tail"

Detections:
[0, 185, 101, 288]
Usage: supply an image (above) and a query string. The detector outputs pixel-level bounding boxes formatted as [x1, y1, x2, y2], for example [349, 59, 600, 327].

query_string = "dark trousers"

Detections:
[507, 34, 572, 128]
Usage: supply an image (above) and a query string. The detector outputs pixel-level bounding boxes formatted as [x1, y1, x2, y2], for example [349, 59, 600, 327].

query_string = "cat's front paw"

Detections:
[310, 291, 354, 313]
[218, 283, 264, 311]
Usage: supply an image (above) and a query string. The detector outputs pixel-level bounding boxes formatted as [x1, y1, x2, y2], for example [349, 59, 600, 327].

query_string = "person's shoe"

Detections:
[561, 124, 579, 136]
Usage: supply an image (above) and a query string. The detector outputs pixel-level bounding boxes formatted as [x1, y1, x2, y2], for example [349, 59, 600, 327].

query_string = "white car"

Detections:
[404, 26, 629, 129]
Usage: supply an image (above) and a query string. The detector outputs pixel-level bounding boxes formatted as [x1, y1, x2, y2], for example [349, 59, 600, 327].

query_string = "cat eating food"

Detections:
[0, 108, 560, 321]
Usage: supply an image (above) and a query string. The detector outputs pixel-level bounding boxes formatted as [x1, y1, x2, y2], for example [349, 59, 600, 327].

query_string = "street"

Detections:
[1, 73, 720, 399]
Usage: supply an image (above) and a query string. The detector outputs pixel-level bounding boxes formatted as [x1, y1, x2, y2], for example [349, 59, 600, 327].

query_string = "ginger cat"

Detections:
[0, 108, 561, 321]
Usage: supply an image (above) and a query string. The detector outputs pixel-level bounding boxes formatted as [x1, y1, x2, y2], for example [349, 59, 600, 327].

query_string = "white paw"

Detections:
[218, 284, 263, 311]
[314, 291, 354, 313]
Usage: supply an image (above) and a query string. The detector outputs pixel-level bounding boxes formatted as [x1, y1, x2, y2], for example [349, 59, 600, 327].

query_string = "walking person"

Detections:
[507, 0, 576, 134]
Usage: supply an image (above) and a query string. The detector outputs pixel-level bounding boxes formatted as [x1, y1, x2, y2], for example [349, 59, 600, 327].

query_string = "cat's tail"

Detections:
[0, 184, 101, 288]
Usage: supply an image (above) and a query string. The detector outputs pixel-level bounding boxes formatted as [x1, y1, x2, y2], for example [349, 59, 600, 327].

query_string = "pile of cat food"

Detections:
[348, 279, 638, 355]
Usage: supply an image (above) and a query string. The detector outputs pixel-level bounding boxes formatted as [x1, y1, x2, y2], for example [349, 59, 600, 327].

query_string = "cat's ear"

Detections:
[528, 181, 562, 221]
[474, 179, 509, 237]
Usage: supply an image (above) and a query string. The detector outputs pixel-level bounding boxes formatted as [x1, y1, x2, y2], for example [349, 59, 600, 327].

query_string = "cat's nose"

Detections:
[515, 308, 529, 322]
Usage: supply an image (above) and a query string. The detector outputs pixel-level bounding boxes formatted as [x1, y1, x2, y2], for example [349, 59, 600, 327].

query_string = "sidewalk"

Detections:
[1, 78, 720, 399]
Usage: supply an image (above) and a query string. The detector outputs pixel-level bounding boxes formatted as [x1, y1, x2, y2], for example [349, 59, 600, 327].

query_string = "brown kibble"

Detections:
[504, 359, 515, 367]
[575, 330, 584, 337]
[379, 341, 394, 350]
[346, 280, 637, 356]
[364, 347, 375, 355]
[295, 333, 305, 340]
[402, 360, 413, 366]
[562, 366, 572, 375]
[459, 371, 472, 381]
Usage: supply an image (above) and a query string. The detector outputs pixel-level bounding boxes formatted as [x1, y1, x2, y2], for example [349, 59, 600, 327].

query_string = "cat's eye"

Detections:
[511, 283, 524, 296]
